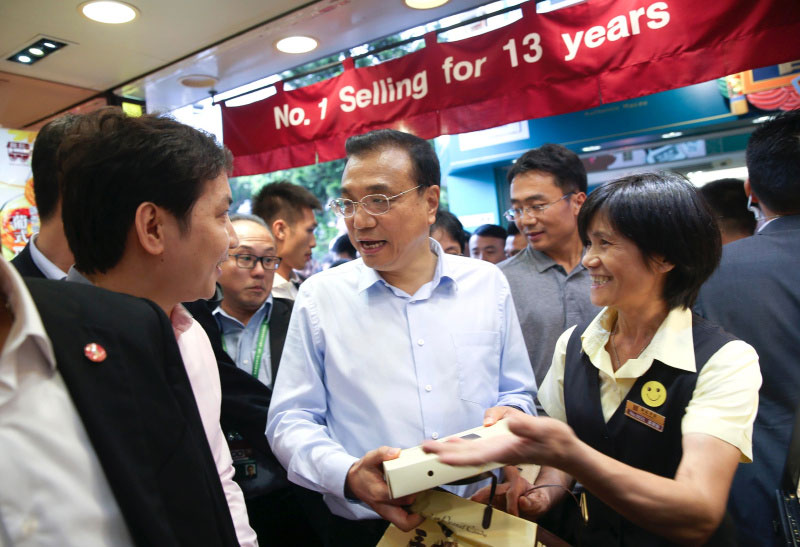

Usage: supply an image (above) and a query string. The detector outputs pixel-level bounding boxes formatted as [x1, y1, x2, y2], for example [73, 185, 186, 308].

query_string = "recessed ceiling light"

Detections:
[79, 1, 139, 24]
[275, 36, 318, 54]
[582, 145, 601, 152]
[7, 37, 68, 65]
[405, 0, 450, 9]
[661, 131, 683, 139]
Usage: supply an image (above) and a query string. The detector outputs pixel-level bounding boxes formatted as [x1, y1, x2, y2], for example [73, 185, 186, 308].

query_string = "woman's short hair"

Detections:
[577, 172, 721, 310]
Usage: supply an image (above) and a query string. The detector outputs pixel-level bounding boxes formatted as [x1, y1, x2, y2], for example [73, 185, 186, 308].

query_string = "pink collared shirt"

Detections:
[170, 305, 257, 547]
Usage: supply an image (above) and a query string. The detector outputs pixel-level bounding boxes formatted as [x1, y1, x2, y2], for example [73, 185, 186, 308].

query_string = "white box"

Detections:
[383, 420, 512, 499]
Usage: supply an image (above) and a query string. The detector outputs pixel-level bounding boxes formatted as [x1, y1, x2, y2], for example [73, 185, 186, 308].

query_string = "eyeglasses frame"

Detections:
[230, 253, 282, 271]
[329, 184, 423, 218]
[503, 191, 575, 222]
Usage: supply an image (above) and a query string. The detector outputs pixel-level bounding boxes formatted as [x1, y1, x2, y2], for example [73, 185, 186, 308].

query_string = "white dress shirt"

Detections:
[28, 234, 68, 280]
[267, 238, 536, 519]
[0, 258, 133, 546]
[271, 271, 299, 300]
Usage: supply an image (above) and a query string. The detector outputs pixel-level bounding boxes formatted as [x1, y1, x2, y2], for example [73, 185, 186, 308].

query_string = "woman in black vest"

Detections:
[425, 173, 761, 546]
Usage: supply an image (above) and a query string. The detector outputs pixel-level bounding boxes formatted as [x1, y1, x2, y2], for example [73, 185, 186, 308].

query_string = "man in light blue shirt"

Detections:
[214, 214, 283, 388]
[267, 129, 536, 546]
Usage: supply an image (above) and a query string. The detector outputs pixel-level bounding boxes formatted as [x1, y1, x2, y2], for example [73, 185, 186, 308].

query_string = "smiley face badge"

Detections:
[641, 381, 667, 408]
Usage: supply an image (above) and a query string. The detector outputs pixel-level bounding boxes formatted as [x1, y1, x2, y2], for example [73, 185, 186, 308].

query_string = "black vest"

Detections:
[563, 313, 738, 546]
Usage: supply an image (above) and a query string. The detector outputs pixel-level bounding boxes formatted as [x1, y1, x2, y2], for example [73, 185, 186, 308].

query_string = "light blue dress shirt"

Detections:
[267, 239, 537, 520]
[214, 296, 274, 388]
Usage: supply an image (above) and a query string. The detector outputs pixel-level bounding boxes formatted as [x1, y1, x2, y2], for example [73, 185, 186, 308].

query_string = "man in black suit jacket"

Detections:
[11, 114, 79, 280]
[0, 257, 238, 546]
[696, 109, 800, 546]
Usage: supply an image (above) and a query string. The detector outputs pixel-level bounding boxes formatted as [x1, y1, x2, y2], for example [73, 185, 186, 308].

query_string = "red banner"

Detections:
[221, 0, 800, 176]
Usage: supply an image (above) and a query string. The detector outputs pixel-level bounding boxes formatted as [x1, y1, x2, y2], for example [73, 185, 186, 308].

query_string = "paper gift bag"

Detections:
[377, 489, 538, 547]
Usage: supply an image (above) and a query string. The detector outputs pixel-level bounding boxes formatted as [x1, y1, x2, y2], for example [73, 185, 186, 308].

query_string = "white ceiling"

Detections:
[0, 0, 490, 129]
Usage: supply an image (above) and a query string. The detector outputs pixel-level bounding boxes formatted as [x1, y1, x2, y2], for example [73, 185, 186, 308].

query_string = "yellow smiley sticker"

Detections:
[641, 381, 667, 407]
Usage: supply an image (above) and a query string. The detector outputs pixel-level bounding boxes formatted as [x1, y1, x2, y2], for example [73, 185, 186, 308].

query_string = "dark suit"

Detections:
[185, 295, 324, 546]
[25, 277, 239, 547]
[11, 241, 45, 278]
[696, 214, 800, 546]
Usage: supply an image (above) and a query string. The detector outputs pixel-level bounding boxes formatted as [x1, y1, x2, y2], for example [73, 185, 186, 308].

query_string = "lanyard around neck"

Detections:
[221, 315, 269, 379]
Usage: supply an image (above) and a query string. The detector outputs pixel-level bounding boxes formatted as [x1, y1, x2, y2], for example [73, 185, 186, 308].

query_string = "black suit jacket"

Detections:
[11, 242, 45, 278]
[696, 214, 800, 544]
[184, 296, 293, 493]
[26, 278, 239, 547]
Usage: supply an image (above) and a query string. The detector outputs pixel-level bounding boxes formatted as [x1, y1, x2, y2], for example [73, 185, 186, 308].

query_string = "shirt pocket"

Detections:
[451, 331, 501, 408]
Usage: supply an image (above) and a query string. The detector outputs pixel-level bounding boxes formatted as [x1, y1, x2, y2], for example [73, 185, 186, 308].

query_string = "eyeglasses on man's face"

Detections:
[231, 254, 281, 270]
[329, 185, 422, 218]
[503, 192, 574, 222]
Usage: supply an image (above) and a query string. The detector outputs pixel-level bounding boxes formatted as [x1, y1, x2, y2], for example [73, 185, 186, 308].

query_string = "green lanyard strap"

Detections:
[221, 316, 269, 379]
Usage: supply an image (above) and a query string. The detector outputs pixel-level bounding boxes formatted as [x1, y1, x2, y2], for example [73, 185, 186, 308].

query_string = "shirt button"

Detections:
[417, 339, 425, 346]
[425, 385, 432, 392]
[431, 432, 439, 440]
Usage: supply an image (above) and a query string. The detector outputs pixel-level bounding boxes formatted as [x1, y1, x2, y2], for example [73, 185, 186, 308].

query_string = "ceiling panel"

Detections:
[0, 0, 492, 127]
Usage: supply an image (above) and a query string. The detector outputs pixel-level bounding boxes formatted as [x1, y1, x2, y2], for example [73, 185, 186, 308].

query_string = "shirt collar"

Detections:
[29, 234, 69, 280]
[170, 304, 194, 338]
[581, 306, 696, 379]
[0, 258, 57, 377]
[214, 294, 273, 329]
[523, 245, 586, 275]
[356, 238, 457, 296]
[66, 266, 91, 285]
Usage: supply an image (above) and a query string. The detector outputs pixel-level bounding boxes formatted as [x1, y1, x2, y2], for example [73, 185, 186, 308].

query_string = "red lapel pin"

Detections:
[84, 343, 107, 363]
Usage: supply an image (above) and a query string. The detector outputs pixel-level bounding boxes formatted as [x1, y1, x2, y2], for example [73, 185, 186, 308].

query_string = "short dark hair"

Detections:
[746, 109, 800, 214]
[251, 181, 321, 227]
[59, 107, 232, 275]
[430, 209, 469, 254]
[345, 129, 440, 189]
[31, 114, 81, 221]
[507, 222, 520, 236]
[507, 143, 587, 193]
[698, 178, 756, 238]
[472, 224, 507, 240]
[577, 172, 721, 310]
[331, 234, 357, 259]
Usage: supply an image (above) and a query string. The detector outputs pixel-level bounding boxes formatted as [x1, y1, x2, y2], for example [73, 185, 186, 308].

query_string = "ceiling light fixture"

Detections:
[582, 145, 601, 152]
[275, 36, 318, 54]
[661, 131, 683, 139]
[180, 74, 220, 88]
[405, 0, 450, 9]
[80, 1, 139, 24]
[7, 37, 68, 65]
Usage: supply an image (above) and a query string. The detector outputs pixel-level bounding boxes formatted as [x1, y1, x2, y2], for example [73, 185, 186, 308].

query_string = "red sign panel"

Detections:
[221, 0, 800, 176]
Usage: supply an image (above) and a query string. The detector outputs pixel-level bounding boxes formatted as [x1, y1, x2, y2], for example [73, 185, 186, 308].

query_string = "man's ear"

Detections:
[133, 202, 166, 257]
[572, 192, 587, 215]
[425, 185, 441, 226]
[272, 219, 289, 243]
[744, 179, 757, 202]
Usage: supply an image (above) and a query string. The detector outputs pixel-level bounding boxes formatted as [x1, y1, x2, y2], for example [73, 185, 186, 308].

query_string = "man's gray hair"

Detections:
[230, 213, 273, 237]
